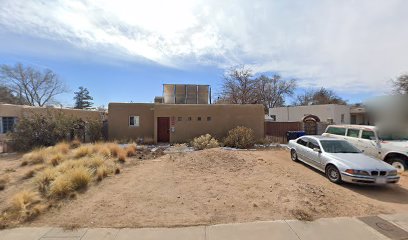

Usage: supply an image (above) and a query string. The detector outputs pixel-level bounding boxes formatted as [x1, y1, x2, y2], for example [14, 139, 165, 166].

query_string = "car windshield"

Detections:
[320, 140, 361, 153]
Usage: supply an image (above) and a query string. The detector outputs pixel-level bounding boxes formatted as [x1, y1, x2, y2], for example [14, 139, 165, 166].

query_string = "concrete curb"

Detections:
[1, 214, 407, 240]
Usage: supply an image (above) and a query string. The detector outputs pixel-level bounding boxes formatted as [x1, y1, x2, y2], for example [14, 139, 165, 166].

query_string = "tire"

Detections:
[389, 158, 407, 173]
[326, 165, 342, 184]
[290, 149, 298, 162]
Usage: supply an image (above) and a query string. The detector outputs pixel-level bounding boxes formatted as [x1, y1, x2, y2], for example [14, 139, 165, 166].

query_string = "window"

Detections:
[297, 138, 308, 146]
[197, 117, 202, 121]
[347, 129, 360, 138]
[1, 117, 16, 133]
[188, 117, 192, 121]
[177, 117, 182, 121]
[326, 127, 346, 136]
[308, 140, 320, 150]
[129, 116, 140, 127]
[341, 114, 345, 124]
[207, 116, 212, 121]
[361, 130, 376, 140]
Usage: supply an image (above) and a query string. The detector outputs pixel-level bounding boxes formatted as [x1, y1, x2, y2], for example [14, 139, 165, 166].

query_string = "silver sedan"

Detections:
[288, 136, 400, 184]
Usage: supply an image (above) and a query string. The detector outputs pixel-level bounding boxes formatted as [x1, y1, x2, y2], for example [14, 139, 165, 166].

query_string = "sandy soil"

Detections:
[18, 148, 408, 228]
[0, 153, 41, 213]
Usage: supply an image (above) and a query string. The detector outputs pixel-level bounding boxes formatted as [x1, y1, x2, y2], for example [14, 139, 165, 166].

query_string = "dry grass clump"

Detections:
[125, 144, 137, 157]
[83, 156, 105, 169]
[74, 145, 92, 158]
[117, 151, 127, 163]
[34, 168, 59, 194]
[23, 148, 47, 165]
[54, 142, 70, 154]
[191, 134, 220, 150]
[224, 126, 256, 149]
[9, 190, 42, 221]
[70, 139, 81, 149]
[49, 167, 91, 198]
[96, 165, 109, 181]
[48, 153, 64, 166]
[108, 143, 123, 157]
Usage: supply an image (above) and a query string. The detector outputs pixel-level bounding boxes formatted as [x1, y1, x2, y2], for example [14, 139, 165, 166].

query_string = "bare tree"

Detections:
[393, 74, 408, 94]
[294, 87, 347, 106]
[0, 63, 67, 106]
[255, 74, 296, 112]
[219, 66, 257, 104]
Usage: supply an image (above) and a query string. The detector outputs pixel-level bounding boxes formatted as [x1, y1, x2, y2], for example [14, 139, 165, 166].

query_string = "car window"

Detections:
[297, 138, 308, 146]
[346, 129, 360, 138]
[321, 140, 361, 153]
[361, 130, 376, 140]
[308, 140, 320, 150]
[326, 127, 346, 136]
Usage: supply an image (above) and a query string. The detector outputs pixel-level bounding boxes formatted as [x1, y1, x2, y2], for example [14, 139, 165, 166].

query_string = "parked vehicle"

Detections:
[322, 125, 408, 173]
[288, 136, 400, 184]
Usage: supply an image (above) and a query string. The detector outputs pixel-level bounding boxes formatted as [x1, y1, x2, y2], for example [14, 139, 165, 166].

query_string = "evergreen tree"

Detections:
[74, 86, 94, 109]
[0, 85, 25, 105]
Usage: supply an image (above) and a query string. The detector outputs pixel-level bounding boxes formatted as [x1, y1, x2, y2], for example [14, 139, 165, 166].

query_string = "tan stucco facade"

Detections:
[0, 103, 106, 140]
[108, 103, 265, 143]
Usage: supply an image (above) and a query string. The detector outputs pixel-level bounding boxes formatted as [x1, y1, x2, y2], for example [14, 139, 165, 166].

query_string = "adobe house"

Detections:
[108, 84, 265, 143]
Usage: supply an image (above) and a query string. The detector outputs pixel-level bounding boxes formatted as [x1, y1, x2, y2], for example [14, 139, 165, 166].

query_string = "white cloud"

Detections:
[1, 0, 408, 92]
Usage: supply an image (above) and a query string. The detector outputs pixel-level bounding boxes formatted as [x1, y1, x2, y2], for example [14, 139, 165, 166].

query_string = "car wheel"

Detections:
[389, 158, 407, 173]
[290, 149, 298, 162]
[326, 165, 342, 184]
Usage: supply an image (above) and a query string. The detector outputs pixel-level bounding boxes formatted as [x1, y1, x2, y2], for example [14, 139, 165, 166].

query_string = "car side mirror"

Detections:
[313, 148, 322, 153]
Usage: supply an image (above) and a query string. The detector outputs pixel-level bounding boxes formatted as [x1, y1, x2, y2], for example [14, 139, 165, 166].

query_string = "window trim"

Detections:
[129, 116, 140, 127]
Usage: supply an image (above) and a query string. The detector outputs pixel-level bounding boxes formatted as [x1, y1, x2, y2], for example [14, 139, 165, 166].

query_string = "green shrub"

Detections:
[224, 126, 256, 149]
[191, 134, 220, 150]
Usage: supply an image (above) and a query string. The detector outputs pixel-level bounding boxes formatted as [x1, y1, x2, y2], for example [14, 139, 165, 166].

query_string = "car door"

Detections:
[295, 137, 310, 162]
[304, 139, 323, 168]
[360, 130, 381, 158]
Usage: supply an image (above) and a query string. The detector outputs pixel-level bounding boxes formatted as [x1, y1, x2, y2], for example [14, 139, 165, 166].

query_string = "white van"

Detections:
[322, 125, 408, 172]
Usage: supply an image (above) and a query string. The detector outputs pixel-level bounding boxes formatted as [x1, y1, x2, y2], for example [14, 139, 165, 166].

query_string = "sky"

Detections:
[1, 0, 407, 107]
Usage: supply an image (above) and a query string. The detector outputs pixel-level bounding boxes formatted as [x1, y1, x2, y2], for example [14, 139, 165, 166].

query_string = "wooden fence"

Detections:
[264, 121, 303, 143]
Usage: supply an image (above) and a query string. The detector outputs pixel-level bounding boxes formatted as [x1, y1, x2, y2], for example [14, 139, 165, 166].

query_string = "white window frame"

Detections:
[129, 116, 140, 127]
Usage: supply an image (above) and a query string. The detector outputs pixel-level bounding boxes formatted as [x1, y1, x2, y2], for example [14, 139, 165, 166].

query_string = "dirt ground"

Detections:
[2, 148, 408, 228]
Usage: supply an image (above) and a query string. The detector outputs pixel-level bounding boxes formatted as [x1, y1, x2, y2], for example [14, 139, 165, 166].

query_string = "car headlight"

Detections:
[388, 170, 398, 176]
[345, 169, 370, 176]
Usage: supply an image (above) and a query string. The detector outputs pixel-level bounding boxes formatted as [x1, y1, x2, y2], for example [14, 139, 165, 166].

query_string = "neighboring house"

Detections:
[0, 103, 107, 141]
[108, 103, 265, 144]
[350, 105, 372, 125]
[269, 104, 351, 124]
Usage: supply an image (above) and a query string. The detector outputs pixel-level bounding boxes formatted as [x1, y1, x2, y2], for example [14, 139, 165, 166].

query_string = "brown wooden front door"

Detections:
[157, 117, 170, 142]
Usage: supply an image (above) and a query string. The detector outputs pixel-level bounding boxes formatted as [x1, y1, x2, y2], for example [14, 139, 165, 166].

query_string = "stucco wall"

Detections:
[108, 103, 265, 143]
[269, 104, 351, 124]
[108, 103, 155, 142]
